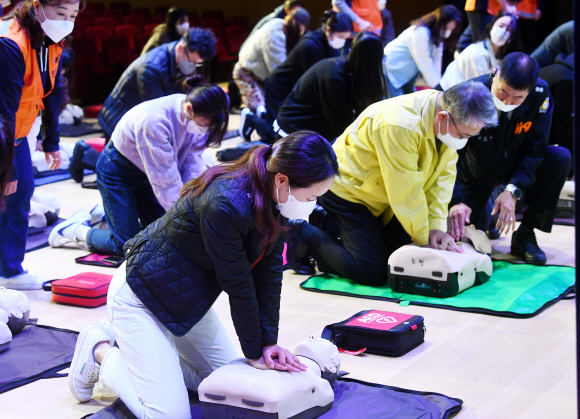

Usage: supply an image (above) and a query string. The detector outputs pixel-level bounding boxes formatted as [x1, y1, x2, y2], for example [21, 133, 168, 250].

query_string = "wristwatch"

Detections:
[505, 184, 522, 200]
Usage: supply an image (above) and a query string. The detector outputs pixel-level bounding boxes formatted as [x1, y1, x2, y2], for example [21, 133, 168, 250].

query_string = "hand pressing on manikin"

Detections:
[424, 229, 465, 253]
[249, 344, 308, 373]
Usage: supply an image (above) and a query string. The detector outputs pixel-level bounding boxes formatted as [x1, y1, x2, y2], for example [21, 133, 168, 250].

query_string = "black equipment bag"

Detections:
[322, 310, 425, 357]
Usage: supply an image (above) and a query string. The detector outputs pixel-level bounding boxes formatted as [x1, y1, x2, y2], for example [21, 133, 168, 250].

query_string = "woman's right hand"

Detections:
[4, 180, 17, 196]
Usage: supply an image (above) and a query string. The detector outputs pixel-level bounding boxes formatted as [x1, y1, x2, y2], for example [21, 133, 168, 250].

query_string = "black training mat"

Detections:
[0, 324, 78, 394]
[60, 123, 103, 138]
[87, 377, 462, 419]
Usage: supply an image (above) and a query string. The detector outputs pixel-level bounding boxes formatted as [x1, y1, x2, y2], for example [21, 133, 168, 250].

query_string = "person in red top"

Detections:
[0, 0, 82, 290]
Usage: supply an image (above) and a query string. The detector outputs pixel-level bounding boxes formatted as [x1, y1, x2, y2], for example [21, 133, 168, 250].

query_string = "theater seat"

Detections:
[102, 9, 124, 25]
[115, 25, 139, 51]
[136, 33, 150, 53]
[84, 26, 113, 53]
[144, 23, 159, 37]
[225, 25, 249, 55]
[103, 35, 135, 67]
[94, 16, 116, 29]
[122, 15, 147, 32]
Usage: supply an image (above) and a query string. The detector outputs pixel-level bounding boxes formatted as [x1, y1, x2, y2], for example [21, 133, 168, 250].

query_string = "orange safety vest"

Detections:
[516, 0, 538, 18]
[334, 0, 383, 33]
[0, 19, 62, 139]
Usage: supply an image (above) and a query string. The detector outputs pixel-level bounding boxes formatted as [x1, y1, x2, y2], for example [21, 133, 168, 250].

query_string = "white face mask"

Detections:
[443, 29, 452, 39]
[177, 22, 190, 35]
[276, 185, 317, 221]
[437, 112, 468, 150]
[327, 35, 346, 50]
[178, 56, 197, 75]
[492, 91, 520, 112]
[186, 119, 209, 135]
[490, 25, 510, 47]
[39, 4, 74, 43]
[378, 0, 387, 10]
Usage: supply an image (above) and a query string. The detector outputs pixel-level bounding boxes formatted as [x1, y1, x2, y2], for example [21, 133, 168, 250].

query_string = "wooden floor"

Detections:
[0, 120, 577, 419]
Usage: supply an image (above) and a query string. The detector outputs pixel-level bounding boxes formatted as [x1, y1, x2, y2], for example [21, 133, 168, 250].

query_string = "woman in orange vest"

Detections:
[332, 0, 382, 34]
[0, 0, 82, 290]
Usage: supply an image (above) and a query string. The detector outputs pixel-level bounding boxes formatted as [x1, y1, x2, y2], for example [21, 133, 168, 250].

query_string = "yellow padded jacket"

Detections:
[330, 89, 457, 246]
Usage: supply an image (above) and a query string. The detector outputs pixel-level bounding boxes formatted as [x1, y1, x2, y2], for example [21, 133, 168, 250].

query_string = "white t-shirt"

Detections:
[440, 39, 499, 91]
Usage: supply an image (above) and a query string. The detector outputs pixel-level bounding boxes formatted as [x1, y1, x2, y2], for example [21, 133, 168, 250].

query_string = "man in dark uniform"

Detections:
[448, 52, 571, 265]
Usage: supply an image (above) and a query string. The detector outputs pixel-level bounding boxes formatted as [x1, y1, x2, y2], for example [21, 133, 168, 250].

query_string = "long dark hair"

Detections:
[164, 6, 188, 43]
[3, 0, 85, 49]
[283, 11, 305, 54]
[184, 75, 229, 149]
[0, 116, 14, 209]
[411, 5, 462, 52]
[347, 32, 386, 116]
[181, 131, 339, 245]
[480, 12, 522, 60]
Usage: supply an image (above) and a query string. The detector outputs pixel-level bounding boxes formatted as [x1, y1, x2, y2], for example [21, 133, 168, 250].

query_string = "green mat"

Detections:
[300, 261, 576, 318]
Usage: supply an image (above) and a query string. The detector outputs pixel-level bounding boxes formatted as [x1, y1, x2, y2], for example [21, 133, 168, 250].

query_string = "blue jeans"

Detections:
[0, 139, 35, 277]
[87, 142, 165, 256]
[385, 73, 418, 98]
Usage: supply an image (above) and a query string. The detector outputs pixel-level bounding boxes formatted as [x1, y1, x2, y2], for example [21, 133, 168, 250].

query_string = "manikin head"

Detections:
[0, 287, 30, 334]
[293, 336, 341, 384]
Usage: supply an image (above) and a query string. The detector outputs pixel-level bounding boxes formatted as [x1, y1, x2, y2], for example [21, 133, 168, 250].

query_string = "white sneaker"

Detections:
[96, 318, 115, 347]
[89, 204, 106, 228]
[0, 271, 46, 290]
[48, 210, 91, 249]
[68, 325, 110, 403]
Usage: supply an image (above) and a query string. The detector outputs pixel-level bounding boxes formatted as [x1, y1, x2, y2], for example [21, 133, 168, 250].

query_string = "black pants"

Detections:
[247, 113, 278, 144]
[461, 146, 571, 233]
[300, 191, 412, 286]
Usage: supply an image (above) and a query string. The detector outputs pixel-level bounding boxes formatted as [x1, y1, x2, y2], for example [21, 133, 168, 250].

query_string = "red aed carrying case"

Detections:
[322, 310, 425, 357]
[43, 273, 113, 308]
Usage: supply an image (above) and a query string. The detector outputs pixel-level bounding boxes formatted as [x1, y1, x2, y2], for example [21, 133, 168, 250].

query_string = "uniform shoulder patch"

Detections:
[539, 96, 549, 114]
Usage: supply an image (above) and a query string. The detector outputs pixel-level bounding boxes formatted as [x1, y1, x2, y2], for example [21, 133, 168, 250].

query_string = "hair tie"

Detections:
[267, 144, 273, 156]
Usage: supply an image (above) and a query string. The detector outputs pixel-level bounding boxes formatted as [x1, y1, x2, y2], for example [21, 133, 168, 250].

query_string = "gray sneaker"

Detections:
[68, 325, 110, 402]
[0, 271, 46, 290]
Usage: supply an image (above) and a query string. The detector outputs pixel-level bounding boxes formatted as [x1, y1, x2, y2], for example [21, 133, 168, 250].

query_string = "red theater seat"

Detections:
[84, 26, 113, 53]
[115, 25, 140, 51]
[225, 25, 249, 55]
[123, 15, 147, 32]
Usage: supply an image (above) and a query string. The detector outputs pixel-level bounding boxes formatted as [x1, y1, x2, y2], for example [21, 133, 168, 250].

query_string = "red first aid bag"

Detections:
[43, 273, 113, 308]
[322, 310, 425, 357]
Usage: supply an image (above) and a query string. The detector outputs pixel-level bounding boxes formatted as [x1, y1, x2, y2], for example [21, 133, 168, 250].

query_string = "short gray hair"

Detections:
[442, 81, 498, 128]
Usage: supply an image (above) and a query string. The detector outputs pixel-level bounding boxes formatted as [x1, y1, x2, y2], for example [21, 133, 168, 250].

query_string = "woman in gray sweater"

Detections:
[49, 77, 229, 256]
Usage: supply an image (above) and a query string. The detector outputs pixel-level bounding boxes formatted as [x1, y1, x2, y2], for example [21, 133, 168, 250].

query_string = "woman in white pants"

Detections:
[68, 131, 339, 419]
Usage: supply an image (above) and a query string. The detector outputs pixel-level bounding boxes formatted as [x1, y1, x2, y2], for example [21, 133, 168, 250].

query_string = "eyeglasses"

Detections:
[448, 113, 479, 138]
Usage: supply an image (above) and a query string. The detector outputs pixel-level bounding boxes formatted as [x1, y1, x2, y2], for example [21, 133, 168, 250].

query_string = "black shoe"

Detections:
[239, 108, 255, 141]
[69, 140, 91, 183]
[511, 230, 547, 265]
[486, 228, 500, 240]
[286, 219, 316, 275]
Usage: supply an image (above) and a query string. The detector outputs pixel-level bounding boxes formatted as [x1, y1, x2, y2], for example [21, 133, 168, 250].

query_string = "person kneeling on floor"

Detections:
[49, 76, 229, 257]
[67, 132, 338, 419]
[287, 81, 498, 286]
[448, 52, 572, 265]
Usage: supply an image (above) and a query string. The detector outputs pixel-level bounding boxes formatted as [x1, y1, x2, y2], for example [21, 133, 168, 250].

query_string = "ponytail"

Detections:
[181, 131, 339, 245]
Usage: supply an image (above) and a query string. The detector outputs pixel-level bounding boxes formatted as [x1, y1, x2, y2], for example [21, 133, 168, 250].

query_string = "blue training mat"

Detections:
[87, 377, 462, 419]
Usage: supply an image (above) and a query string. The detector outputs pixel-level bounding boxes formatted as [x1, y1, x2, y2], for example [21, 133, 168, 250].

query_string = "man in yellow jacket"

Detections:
[288, 81, 498, 285]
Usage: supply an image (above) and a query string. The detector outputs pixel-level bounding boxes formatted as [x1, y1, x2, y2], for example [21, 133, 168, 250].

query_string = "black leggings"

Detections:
[300, 191, 412, 286]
